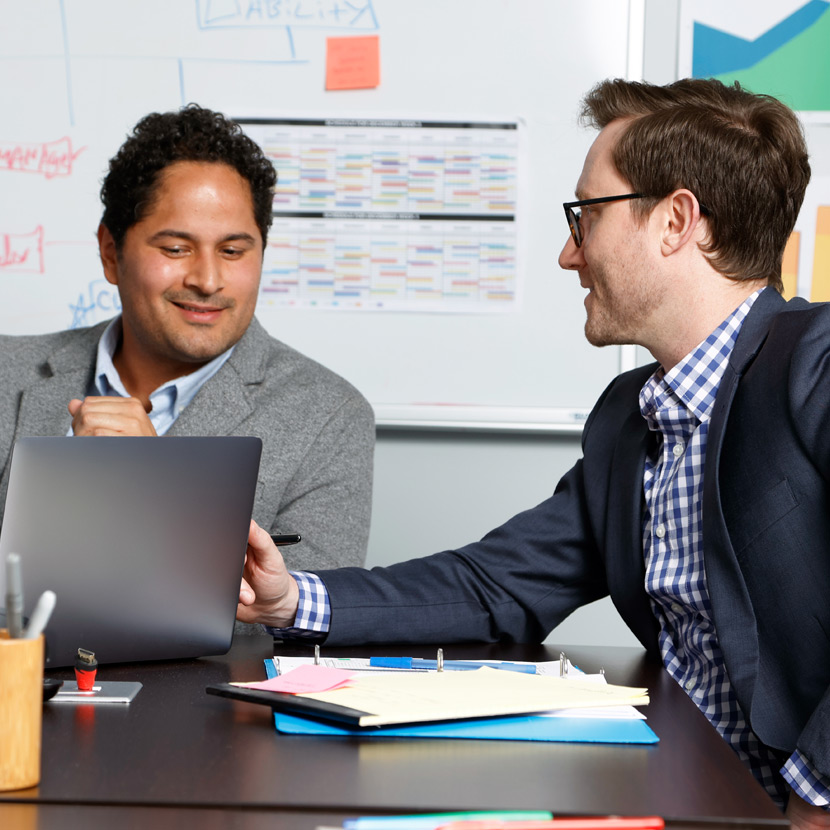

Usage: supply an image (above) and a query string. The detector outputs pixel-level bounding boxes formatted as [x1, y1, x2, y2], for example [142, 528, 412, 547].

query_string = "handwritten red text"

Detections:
[0, 138, 85, 178]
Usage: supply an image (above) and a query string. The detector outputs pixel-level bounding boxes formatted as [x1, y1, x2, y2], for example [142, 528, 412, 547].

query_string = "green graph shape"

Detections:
[713, 9, 830, 111]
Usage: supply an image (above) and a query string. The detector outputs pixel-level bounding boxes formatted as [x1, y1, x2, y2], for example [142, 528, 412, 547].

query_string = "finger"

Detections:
[239, 576, 255, 606]
[70, 397, 157, 436]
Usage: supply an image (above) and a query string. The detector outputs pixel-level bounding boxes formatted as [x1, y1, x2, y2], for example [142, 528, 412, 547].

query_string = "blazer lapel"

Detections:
[0, 325, 104, 513]
[167, 317, 268, 437]
[604, 407, 661, 653]
[703, 288, 788, 697]
[14, 324, 107, 440]
[167, 369, 253, 436]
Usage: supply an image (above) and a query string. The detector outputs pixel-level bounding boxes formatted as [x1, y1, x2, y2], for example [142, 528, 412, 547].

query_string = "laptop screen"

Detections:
[0, 436, 262, 667]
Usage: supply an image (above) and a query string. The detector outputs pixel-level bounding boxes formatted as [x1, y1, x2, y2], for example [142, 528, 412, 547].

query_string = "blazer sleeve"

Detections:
[269, 392, 375, 571]
[316, 450, 608, 647]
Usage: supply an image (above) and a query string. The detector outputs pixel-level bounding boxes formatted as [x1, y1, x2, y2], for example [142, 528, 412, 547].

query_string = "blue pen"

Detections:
[369, 657, 537, 674]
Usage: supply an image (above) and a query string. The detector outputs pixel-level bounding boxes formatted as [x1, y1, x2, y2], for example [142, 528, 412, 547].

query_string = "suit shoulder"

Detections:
[0, 327, 87, 373]
[760, 299, 830, 360]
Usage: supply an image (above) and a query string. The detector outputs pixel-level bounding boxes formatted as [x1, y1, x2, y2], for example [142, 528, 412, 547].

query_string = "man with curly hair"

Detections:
[0, 105, 375, 606]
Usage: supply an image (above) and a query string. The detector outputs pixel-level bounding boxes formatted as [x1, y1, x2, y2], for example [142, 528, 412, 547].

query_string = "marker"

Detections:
[270, 534, 302, 547]
[435, 819, 664, 830]
[369, 657, 537, 674]
[25, 589, 56, 639]
[4, 553, 24, 639]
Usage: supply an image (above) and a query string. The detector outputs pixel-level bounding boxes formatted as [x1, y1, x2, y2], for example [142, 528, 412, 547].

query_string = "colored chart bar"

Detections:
[781, 230, 800, 300]
[811, 206, 830, 302]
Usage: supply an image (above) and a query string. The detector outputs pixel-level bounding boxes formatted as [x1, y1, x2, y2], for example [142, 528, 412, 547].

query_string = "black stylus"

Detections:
[270, 533, 302, 546]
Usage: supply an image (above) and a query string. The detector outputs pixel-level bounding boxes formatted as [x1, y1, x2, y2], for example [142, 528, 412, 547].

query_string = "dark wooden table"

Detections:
[0, 636, 787, 829]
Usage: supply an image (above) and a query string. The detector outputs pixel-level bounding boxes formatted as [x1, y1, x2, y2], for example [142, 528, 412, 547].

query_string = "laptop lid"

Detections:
[0, 436, 262, 668]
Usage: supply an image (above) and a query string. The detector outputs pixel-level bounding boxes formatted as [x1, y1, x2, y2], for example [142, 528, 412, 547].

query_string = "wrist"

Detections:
[266, 574, 300, 629]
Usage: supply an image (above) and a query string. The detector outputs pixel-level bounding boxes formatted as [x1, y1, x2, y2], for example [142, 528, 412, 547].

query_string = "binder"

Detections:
[271, 710, 658, 743]
[259, 659, 659, 744]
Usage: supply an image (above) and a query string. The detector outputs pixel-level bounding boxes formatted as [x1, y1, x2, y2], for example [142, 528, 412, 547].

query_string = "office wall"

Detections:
[367, 430, 643, 649]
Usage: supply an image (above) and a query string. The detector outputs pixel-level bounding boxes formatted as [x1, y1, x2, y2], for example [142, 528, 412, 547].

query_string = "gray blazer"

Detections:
[0, 316, 375, 575]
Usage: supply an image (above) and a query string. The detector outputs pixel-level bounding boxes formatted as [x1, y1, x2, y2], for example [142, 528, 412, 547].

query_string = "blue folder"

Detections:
[264, 661, 659, 744]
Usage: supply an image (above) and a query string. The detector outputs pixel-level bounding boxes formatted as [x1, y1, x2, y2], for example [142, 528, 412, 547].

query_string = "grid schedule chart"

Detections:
[241, 118, 521, 313]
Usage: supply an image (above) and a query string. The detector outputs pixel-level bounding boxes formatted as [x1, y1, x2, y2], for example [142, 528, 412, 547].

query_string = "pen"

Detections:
[270, 533, 302, 547]
[434, 819, 664, 830]
[25, 589, 56, 639]
[4, 552, 24, 639]
[369, 657, 537, 674]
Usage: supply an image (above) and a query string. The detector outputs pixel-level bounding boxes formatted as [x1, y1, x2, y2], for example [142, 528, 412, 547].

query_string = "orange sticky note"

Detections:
[326, 35, 380, 90]
[236, 665, 355, 695]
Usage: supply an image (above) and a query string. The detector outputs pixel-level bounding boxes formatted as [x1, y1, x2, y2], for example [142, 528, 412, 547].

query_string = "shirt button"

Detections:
[672, 444, 683, 458]
[685, 679, 695, 691]
[655, 524, 666, 539]
[671, 603, 682, 614]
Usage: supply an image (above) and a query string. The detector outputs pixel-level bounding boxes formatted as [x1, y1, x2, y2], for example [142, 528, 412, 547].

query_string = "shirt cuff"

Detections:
[782, 750, 830, 808]
[263, 571, 331, 640]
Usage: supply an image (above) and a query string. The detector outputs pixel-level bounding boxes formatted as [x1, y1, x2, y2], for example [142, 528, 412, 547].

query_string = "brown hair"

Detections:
[581, 78, 810, 291]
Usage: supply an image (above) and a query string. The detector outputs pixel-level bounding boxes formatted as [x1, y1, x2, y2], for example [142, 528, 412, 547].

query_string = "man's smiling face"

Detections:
[100, 160, 263, 379]
[558, 119, 667, 351]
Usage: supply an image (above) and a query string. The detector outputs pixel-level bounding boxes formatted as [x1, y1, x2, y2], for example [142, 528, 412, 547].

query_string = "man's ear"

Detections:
[98, 223, 120, 286]
[660, 189, 705, 257]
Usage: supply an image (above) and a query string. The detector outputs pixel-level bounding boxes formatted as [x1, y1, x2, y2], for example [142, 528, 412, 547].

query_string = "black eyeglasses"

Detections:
[563, 193, 711, 247]
[563, 193, 644, 248]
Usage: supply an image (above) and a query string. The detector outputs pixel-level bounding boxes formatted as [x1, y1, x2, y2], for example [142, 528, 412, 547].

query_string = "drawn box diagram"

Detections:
[0, 227, 44, 274]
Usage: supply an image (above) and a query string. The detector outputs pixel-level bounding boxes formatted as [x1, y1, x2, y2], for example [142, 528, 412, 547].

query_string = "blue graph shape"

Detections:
[692, 0, 830, 77]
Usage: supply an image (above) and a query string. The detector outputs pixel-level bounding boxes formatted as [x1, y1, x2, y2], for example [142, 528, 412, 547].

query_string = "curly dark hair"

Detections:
[100, 104, 277, 249]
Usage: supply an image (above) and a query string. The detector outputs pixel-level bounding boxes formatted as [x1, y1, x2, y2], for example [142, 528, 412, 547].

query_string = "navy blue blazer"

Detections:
[317, 287, 830, 779]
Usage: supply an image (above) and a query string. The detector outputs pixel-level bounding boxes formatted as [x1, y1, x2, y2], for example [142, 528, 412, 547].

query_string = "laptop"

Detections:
[0, 436, 262, 668]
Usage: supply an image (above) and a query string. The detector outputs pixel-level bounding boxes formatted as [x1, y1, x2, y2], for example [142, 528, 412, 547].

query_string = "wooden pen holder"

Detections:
[0, 630, 44, 791]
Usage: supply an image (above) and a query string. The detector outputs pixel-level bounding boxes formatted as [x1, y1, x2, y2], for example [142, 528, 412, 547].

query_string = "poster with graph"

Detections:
[780, 176, 830, 301]
[678, 0, 830, 122]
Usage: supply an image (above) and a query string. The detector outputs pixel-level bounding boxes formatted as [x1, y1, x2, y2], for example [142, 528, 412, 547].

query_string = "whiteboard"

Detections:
[0, 0, 637, 431]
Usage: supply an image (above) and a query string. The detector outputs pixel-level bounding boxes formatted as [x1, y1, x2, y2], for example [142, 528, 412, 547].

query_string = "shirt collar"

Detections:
[640, 287, 765, 425]
[93, 314, 235, 414]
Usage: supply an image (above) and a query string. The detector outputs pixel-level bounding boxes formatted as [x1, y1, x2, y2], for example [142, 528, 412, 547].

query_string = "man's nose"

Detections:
[184, 253, 223, 294]
[558, 233, 584, 271]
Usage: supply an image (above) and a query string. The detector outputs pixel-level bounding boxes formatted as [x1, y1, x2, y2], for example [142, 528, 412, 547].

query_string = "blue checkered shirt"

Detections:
[283, 289, 829, 809]
[641, 289, 828, 810]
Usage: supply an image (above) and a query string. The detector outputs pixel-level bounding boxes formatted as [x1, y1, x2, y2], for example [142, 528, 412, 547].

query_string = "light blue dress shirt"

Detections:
[68, 315, 234, 436]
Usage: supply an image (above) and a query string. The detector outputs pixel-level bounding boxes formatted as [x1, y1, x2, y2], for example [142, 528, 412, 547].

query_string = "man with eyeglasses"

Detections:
[236, 78, 828, 827]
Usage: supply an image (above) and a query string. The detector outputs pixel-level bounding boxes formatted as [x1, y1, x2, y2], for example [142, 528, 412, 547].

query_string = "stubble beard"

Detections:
[582, 263, 660, 350]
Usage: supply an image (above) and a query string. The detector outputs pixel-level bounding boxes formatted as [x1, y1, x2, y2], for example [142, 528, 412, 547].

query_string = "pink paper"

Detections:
[238, 665, 355, 694]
